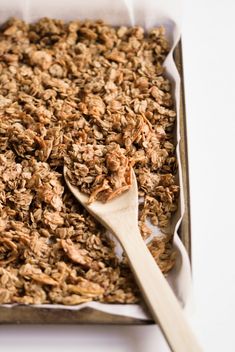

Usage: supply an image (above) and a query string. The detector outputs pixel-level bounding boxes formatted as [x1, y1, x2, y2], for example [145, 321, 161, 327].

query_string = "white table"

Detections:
[1, 0, 235, 351]
[181, 0, 235, 351]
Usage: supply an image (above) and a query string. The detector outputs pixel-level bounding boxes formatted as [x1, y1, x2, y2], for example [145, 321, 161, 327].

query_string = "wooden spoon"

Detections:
[64, 167, 202, 352]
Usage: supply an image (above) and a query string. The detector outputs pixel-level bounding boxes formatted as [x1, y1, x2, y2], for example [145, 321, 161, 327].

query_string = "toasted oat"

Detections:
[0, 17, 178, 305]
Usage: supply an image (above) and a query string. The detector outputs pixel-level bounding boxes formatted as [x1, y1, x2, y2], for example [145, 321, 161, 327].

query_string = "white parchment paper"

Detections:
[0, 0, 191, 321]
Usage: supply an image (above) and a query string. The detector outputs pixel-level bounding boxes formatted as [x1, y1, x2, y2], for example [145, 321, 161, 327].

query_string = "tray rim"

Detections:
[174, 40, 192, 263]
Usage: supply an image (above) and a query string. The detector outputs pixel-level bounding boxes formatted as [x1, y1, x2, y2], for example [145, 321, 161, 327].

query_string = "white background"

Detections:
[1, 0, 235, 351]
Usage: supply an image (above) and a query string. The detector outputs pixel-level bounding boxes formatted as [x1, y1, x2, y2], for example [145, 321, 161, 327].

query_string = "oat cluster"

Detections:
[0, 17, 178, 305]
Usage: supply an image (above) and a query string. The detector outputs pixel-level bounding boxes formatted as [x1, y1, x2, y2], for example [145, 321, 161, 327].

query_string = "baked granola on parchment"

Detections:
[0, 17, 178, 305]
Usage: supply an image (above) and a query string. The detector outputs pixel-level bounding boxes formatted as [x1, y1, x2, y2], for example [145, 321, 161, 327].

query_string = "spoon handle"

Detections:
[119, 229, 202, 352]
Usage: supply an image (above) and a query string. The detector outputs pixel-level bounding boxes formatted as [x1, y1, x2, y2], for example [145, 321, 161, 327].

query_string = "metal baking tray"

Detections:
[0, 41, 191, 324]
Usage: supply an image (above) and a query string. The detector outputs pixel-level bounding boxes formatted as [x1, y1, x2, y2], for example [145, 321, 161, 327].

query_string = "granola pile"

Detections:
[0, 17, 178, 305]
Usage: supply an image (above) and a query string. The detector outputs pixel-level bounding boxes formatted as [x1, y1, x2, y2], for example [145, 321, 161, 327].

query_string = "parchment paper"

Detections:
[0, 0, 191, 321]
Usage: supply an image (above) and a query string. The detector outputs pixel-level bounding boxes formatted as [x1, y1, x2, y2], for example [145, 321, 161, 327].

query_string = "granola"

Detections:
[0, 17, 178, 305]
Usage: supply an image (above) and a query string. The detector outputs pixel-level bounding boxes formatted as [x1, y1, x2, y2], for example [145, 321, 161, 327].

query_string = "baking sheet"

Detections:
[0, 0, 192, 321]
